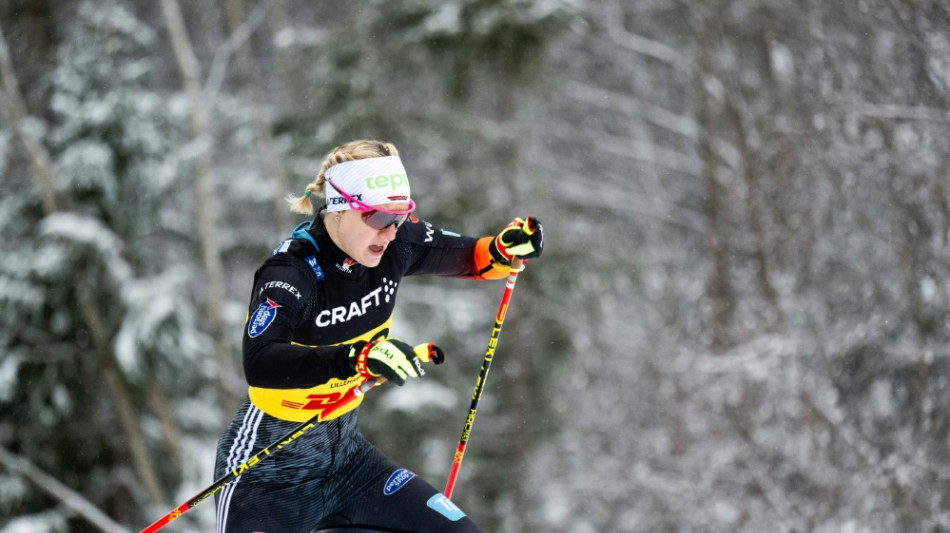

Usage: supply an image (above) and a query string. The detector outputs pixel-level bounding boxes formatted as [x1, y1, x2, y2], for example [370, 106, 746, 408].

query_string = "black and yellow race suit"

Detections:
[215, 214, 501, 533]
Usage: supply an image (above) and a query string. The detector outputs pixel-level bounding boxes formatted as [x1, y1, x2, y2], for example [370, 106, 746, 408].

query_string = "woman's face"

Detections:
[329, 202, 409, 267]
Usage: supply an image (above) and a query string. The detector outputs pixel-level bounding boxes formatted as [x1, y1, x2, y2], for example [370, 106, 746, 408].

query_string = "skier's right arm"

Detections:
[241, 261, 354, 389]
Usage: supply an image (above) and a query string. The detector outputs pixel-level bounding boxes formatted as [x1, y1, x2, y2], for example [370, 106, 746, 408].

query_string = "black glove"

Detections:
[488, 215, 543, 266]
[349, 338, 445, 385]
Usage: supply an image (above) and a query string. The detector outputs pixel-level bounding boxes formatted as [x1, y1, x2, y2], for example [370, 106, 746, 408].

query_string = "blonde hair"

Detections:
[287, 140, 400, 215]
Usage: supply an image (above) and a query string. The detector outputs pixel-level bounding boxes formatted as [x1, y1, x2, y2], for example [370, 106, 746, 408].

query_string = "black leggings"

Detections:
[214, 400, 483, 533]
[309, 451, 480, 533]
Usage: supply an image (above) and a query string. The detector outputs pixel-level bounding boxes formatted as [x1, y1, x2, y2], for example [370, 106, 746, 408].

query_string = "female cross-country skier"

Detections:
[214, 139, 543, 533]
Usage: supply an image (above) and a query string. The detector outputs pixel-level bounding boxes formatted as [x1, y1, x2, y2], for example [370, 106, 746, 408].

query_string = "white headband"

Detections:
[324, 156, 411, 212]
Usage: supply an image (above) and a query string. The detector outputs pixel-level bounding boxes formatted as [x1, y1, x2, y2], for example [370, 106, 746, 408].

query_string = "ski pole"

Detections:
[444, 258, 524, 499]
[138, 377, 384, 533]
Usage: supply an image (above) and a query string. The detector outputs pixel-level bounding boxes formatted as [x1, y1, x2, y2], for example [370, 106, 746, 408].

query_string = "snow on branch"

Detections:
[38, 212, 133, 283]
[844, 100, 950, 124]
[0, 446, 131, 533]
[565, 80, 699, 139]
[602, 0, 689, 68]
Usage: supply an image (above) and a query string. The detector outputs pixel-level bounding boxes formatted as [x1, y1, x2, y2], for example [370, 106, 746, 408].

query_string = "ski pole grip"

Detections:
[510, 257, 525, 272]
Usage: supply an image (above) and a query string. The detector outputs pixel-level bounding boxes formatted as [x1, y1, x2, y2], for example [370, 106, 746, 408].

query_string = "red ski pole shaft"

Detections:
[138, 378, 384, 533]
[444, 258, 524, 499]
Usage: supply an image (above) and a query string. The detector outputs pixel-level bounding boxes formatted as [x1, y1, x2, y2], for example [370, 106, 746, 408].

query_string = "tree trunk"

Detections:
[160, 0, 240, 411]
[267, 0, 297, 112]
[0, 23, 58, 214]
[0, 447, 132, 533]
[695, 25, 734, 350]
[149, 381, 184, 473]
[225, 0, 292, 235]
[77, 288, 168, 506]
[1, 21, 168, 509]
[725, 98, 784, 331]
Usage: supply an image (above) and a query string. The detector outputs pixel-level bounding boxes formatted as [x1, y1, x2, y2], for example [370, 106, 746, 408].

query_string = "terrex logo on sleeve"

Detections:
[259, 281, 302, 300]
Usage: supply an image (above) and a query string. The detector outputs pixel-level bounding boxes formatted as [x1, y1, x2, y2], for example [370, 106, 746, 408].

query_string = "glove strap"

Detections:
[490, 234, 514, 265]
[355, 341, 379, 379]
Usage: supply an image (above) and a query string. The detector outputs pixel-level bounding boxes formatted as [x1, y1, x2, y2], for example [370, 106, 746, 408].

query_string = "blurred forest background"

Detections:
[2, 0, 950, 532]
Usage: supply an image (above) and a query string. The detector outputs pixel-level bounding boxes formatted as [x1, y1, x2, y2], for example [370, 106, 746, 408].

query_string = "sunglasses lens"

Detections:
[362, 211, 408, 230]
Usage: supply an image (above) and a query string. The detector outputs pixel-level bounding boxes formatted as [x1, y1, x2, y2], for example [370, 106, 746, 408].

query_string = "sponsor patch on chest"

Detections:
[316, 279, 398, 327]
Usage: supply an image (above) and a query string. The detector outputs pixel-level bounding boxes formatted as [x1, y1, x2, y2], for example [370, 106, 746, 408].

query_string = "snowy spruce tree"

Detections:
[0, 1, 212, 529]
